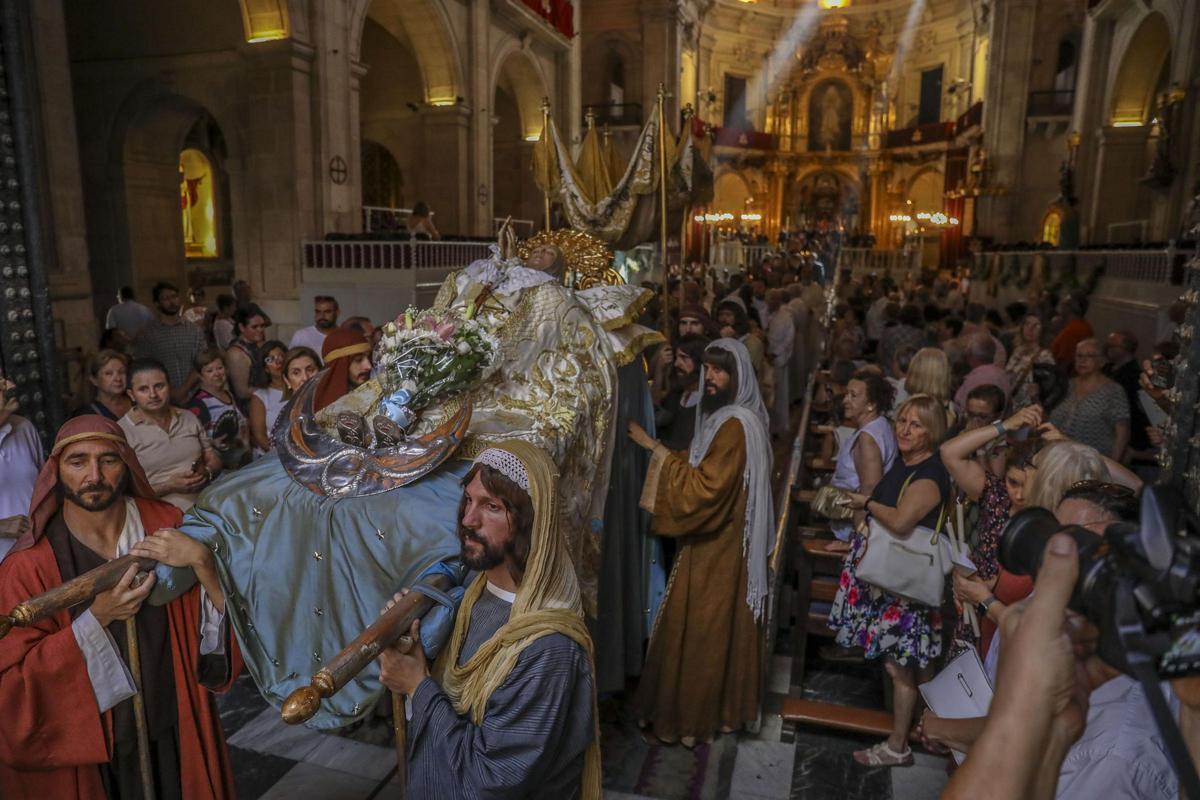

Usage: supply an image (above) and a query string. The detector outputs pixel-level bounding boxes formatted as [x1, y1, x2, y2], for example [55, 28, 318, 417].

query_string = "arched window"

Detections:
[1054, 39, 1077, 93]
[361, 140, 404, 209]
[180, 148, 218, 259]
[1042, 209, 1062, 247]
[606, 50, 625, 106]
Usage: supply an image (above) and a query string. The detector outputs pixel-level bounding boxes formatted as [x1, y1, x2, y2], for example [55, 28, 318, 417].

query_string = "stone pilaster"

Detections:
[418, 105, 472, 236]
[977, 0, 1037, 242]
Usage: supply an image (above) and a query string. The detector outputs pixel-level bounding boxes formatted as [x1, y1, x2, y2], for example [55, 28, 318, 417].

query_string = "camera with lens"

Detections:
[999, 485, 1200, 678]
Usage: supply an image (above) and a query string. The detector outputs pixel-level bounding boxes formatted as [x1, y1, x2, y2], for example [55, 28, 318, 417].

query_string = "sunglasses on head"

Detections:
[1066, 479, 1135, 497]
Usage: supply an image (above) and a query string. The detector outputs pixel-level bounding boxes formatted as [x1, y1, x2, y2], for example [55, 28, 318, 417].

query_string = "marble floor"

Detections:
[216, 649, 950, 799]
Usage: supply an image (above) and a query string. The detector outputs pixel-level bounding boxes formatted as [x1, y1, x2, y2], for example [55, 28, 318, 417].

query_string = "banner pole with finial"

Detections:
[541, 96, 552, 233]
[657, 83, 670, 335]
[680, 103, 695, 297]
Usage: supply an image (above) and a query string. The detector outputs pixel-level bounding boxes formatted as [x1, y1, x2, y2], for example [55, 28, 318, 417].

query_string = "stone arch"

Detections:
[238, 0, 290, 41]
[905, 166, 945, 213]
[1109, 12, 1171, 125]
[355, 0, 462, 105]
[713, 169, 754, 215]
[787, 166, 863, 227]
[492, 47, 551, 140]
[104, 85, 241, 304]
[492, 49, 551, 227]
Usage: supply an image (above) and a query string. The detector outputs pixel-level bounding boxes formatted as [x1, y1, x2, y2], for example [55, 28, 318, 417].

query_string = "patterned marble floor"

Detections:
[216, 650, 950, 799]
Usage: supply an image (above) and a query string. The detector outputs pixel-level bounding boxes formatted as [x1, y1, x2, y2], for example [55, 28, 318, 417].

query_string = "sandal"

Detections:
[852, 741, 913, 767]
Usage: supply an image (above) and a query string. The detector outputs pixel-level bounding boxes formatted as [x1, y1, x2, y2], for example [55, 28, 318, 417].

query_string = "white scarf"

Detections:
[688, 338, 775, 621]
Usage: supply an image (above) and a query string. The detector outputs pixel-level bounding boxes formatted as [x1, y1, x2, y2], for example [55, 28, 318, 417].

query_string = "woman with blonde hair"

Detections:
[1023, 428, 1142, 510]
[834, 393, 953, 767]
[902, 347, 954, 425]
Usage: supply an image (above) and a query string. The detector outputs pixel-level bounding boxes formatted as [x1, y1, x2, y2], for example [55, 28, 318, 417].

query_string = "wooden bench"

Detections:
[781, 698, 894, 738]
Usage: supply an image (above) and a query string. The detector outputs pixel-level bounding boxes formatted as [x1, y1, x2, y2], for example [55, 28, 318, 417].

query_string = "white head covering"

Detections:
[689, 338, 775, 621]
[474, 447, 530, 491]
[462, 245, 555, 296]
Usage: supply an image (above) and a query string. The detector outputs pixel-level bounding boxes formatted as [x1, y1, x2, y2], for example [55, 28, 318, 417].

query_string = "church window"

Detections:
[918, 66, 944, 125]
[180, 148, 217, 259]
[724, 74, 749, 130]
[1042, 209, 1062, 247]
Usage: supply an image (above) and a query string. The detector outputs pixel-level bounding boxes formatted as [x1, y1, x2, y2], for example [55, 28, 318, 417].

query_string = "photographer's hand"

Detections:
[944, 533, 1084, 800]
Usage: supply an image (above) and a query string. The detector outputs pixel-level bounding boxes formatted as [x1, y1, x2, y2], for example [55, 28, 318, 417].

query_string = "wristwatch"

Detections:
[991, 420, 1006, 437]
[976, 595, 997, 619]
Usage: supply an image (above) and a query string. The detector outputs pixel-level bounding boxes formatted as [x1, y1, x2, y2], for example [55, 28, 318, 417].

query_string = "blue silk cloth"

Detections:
[151, 452, 471, 729]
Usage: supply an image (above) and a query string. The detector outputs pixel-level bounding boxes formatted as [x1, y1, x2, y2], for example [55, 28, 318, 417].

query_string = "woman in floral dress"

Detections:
[833, 394, 952, 768]
[940, 405, 1045, 656]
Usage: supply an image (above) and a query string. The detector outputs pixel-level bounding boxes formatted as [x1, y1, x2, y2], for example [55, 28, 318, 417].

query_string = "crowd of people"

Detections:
[0, 243, 1195, 799]
[639, 251, 1192, 796]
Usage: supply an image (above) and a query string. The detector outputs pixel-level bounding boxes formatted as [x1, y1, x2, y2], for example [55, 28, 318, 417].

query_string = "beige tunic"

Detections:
[634, 418, 763, 740]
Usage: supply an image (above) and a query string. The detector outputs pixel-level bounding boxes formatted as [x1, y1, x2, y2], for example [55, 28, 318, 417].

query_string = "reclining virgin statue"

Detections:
[150, 226, 662, 728]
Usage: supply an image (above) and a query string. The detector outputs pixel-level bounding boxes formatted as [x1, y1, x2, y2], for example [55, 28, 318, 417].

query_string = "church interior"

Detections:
[1, 1, 1199, 798]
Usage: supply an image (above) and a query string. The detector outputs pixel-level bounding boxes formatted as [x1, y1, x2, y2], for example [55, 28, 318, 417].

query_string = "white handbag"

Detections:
[855, 472, 953, 607]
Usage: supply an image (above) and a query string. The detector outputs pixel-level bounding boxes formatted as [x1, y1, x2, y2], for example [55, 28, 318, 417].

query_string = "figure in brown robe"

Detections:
[627, 338, 774, 746]
[0, 415, 242, 799]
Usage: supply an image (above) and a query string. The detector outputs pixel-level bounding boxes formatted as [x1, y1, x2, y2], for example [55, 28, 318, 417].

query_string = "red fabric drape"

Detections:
[0, 496, 242, 800]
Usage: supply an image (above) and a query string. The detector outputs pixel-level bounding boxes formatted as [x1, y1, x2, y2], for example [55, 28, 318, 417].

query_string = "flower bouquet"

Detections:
[372, 307, 501, 434]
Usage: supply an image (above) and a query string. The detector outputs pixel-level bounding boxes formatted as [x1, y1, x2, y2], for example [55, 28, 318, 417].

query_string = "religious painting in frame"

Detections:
[807, 79, 853, 152]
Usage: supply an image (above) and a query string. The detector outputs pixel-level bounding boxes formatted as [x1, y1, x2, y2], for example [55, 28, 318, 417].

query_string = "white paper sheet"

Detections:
[918, 647, 993, 764]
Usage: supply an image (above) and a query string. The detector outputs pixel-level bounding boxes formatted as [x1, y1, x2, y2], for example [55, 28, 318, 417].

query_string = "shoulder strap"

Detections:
[898, 465, 949, 543]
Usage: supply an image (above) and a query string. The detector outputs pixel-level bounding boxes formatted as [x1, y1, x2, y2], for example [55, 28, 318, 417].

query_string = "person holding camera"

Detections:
[835, 394, 953, 767]
[941, 483, 1186, 800]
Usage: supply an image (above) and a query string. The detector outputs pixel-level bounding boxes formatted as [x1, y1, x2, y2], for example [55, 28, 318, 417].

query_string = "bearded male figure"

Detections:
[378, 440, 600, 799]
[627, 339, 773, 746]
[0, 415, 240, 799]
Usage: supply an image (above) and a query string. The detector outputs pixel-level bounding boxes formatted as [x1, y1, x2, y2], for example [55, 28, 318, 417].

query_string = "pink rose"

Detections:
[435, 320, 457, 341]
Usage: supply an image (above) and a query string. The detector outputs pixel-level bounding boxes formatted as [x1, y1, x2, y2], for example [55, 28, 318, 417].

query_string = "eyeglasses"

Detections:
[264, 355, 283, 364]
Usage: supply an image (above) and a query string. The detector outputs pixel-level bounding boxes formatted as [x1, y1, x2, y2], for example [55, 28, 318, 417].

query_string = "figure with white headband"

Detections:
[377, 441, 601, 799]
[626, 338, 774, 747]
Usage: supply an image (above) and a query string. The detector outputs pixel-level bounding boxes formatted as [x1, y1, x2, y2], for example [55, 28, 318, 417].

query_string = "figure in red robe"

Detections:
[0, 415, 242, 800]
[315, 327, 372, 411]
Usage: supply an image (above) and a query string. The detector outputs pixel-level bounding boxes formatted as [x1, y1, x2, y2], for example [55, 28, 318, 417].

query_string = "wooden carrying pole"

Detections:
[0, 553, 157, 639]
[657, 84, 670, 334]
[125, 617, 157, 800]
[280, 573, 453, 725]
[541, 97, 552, 233]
